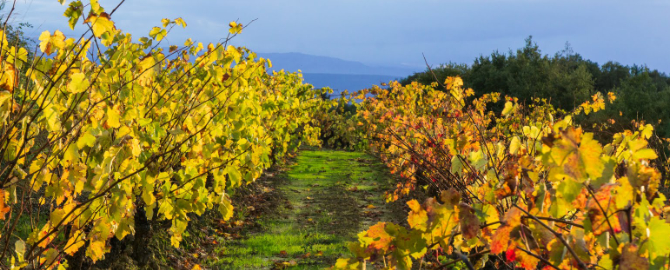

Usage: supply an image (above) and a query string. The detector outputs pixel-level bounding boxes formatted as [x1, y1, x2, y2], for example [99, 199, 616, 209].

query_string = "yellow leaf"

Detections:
[38, 31, 53, 54]
[106, 106, 121, 128]
[84, 13, 115, 40]
[64, 231, 85, 255]
[641, 124, 654, 139]
[175, 17, 187, 28]
[407, 200, 428, 231]
[90, 0, 104, 13]
[633, 148, 658, 161]
[615, 177, 634, 209]
[502, 101, 514, 116]
[68, 72, 89, 93]
[50, 202, 77, 226]
[38, 31, 65, 55]
[218, 195, 234, 221]
[509, 136, 521, 155]
[579, 133, 604, 179]
[149, 27, 167, 41]
[547, 128, 603, 183]
[607, 92, 616, 103]
[86, 240, 107, 262]
[229, 21, 243, 34]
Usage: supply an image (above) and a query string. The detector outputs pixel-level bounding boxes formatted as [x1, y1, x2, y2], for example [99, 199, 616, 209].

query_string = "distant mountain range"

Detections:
[301, 73, 398, 94]
[258, 52, 421, 77]
[258, 52, 422, 93]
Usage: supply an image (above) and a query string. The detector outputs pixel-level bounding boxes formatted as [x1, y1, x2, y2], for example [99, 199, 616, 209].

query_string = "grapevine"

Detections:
[0, 1, 325, 268]
[332, 76, 670, 269]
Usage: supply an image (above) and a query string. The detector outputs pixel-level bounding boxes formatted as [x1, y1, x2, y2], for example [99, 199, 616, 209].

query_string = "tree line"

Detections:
[401, 36, 670, 137]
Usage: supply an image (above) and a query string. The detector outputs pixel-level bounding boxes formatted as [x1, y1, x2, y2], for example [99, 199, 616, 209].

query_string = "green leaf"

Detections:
[90, 0, 105, 14]
[76, 132, 97, 148]
[450, 155, 463, 176]
[149, 27, 167, 41]
[62, 144, 80, 166]
[63, 1, 83, 30]
[68, 73, 89, 93]
[646, 217, 670, 259]
[14, 239, 25, 264]
[550, 179, 581, 218]
[43, 103, 62, 132]
[218, 195, 234, 221]
[0, 91, 11, 121]
[6, 47, 28, 68]
[115, 217, 134, 240]
[226, 165, 241, 187]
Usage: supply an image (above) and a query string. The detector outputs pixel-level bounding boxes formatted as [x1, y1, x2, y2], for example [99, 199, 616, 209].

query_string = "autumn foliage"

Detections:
[333, 77, 670, 269]
[0, 1, 326, 268]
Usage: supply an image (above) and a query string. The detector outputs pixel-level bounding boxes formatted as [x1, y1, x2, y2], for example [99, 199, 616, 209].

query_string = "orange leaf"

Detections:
[491, 207, 524, 254]
[0, 65, 17, 93]
[364, 222, 393, 252]
[0, 189, 10, 220]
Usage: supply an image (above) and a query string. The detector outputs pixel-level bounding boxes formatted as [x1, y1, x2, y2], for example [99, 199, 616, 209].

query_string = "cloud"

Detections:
[7, 0, 670, 71]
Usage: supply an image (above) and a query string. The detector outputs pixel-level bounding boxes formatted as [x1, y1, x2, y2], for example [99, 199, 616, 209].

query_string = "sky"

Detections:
[9, 0, 670, 72]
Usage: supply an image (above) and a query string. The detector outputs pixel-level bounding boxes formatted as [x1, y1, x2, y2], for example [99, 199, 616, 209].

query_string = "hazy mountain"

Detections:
[258, 52, 421, 77]
[302, 73, 398, 94]
[258, 52, 420, 94]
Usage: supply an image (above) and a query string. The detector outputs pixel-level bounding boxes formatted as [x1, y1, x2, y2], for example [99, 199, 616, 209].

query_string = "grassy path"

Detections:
[213, 149, 402, 269]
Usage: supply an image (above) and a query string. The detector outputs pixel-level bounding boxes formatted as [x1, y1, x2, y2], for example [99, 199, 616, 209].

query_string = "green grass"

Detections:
[211, 149, 395, 269]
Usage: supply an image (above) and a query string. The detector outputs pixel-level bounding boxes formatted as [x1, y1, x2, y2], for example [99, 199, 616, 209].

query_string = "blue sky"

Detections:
[11, 0, 670, 72]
